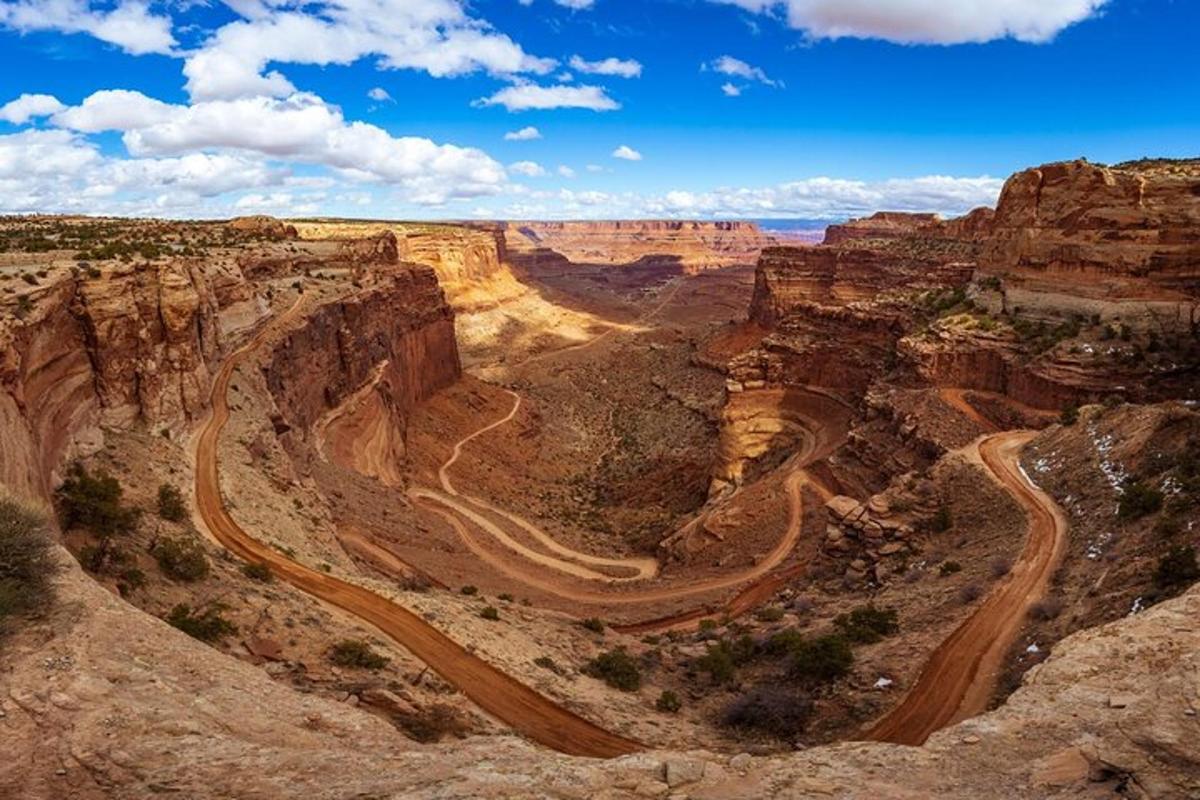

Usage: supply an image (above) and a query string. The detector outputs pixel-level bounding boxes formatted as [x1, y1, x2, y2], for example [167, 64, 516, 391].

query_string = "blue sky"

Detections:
[0, 0, 1196, 220]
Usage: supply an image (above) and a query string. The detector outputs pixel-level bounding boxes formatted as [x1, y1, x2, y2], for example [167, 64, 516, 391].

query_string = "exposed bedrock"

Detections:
[505, 220, 774, 273]
[264, 266, 461, 441]
[1, 259, 265, 500]
[749, 245, 973, 326]
[979, 158, 1200, 331]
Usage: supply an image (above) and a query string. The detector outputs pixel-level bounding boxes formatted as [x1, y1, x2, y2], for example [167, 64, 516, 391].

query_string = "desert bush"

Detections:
[396, 704, 472, 743]
[241, 561, 273, 582]
[167, 603, 237, 643]
[989, 557, 1013, 578]
[930, 505, 953, 533]
[788, 634, 854, 684]
[57, 463, 140, 540]
[117, 567, 145, 596]
[156, 484, 187, 522]
[722, 685, 813, 740]
[695, 640, 738, 684]
[329, 639, 389, 670]
[764, 628, 805, 657]
[1060, 405, 1079, 426]
[584, 648, 642, 691]
[152, 536, 210, 582]
[479, 605, 500, 621]
[580, 617, 605, 633]
[460, 585, 478, 596]
[958, 583, 984, 604]
[756, 605, 784, 622]
[833, 605, 899, 644]
[1118, 482, 1164, 520]
[0, 497, 57, 631]
[939, 560, 963, 576]
[1029, 597, 1064, 621]
[656, 690, 682, 713]
[533, 655, 561, 674]
[1154, 545, 1199, 592]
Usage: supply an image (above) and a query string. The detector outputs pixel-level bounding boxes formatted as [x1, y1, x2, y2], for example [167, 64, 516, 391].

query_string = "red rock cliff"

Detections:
[506, 220, 773, 273]
[979, 159, 1200, 330]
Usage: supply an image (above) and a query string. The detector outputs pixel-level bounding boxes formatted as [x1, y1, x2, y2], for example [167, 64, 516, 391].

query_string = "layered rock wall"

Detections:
[506, 220, 773, 273]
[1, 260, 260, 499]
[979, 159, 1200, 330]
[264, 266, 460, 436]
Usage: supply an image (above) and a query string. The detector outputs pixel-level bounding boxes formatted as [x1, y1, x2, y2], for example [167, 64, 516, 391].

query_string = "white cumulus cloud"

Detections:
[708, 0, 1108, 44]
[612, 145, 642, 161]
[568, 55, 643, 78]
[0, 0, 176, 56]
[509, 160, 547, 177]
[475, 83, 619, 112]
[504, 126, 543, 141]
[705, 55, 781, 87]
[0, 94, 67, 125]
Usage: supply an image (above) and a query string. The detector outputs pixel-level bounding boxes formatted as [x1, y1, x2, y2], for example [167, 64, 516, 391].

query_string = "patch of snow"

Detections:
[873, 677, 893, 689]
[1129, 596, 1145, 616]
[1026, 643, 1040, 654]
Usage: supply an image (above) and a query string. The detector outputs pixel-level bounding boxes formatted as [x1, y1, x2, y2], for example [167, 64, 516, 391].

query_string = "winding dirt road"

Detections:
[191, 294, 641, 758]
[865, 429, 1068, 745]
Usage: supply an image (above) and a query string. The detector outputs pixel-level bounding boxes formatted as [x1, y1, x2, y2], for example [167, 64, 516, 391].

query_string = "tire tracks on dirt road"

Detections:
[191, 294, 642, 758]
[864, 429, 1068, 745]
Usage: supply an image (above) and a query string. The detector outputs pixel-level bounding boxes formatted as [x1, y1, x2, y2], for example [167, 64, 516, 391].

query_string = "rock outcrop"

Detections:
[264, 266, 460, 437]
[1, 259, 266, 500]
[506, 220, 774, 273]
[978, 158, 1200, 331]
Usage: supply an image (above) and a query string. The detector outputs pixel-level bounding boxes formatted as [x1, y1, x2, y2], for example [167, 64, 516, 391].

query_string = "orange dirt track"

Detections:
[191, 295, 642, 759]
[865, 429, 1068, 745]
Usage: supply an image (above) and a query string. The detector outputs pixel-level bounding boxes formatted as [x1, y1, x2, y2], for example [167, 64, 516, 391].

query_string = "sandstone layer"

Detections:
[506, 220, 774, 273]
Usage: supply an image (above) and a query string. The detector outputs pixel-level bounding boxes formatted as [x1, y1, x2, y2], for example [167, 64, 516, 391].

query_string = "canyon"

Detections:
[1, 158, 1198, 799]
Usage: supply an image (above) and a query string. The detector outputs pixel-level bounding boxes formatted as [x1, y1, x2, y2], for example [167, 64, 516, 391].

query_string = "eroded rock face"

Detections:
[823, 211, 943, 245]
[980, 159, 1200, 330]
[1, 260, 261, 499]
[749, 245, 974, 326]
[264, 266, 460, 436]
[506, 220, 774, 273]
[72, 260, 224, 429]
[227, 215, 299, 240]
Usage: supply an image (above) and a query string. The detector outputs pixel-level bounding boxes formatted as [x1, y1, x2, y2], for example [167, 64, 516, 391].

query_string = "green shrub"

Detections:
[930, 505, 953, 533]
[833, 605, 899, 644]
[0, 497, 57, 631]
[695, 640, 738, 684]
[329, 639, 389, 670]
[764, 628, 805, 657]
[56, 463, 140, 539]
[533, 655, 561, 673]
[167, 603, 237, 643]
[117, 567, 145, 596]
[1154, 545, 1199, 592]
[655, 690, 682, 713]
[788, 634, 853, 684]
[1060, 405, 1079, 426]
[722, 685, 813, 740]
[460, 585, 478, 596]
[939, 561, 963, 576]
[152, 537, 210, 582]
[241, 561, 273, 582]
[584, 648, 642, 691]
[479, 605, 500, 621]
[1118, 482, 1164, 520]
[156, 484, 187, 522]
[756, 605, 784, 622]
[580, 617, 605, 633]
